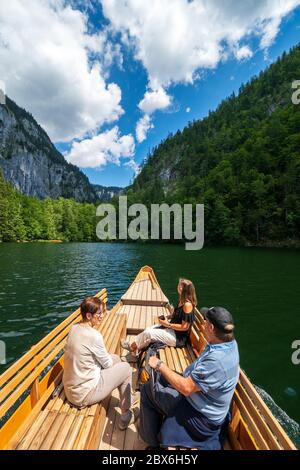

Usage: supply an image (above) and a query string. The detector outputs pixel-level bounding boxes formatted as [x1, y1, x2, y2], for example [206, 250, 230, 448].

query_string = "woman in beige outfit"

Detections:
[63, 297, 138, 430]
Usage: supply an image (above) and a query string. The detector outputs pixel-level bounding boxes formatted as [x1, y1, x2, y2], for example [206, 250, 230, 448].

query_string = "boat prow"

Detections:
[0, 266, 296, 450]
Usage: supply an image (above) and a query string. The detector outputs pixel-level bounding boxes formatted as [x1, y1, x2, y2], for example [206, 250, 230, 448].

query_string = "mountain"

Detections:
[0, 97, 113, 202]
[128, 44, 300, 245]
[93, 184, 124, 201]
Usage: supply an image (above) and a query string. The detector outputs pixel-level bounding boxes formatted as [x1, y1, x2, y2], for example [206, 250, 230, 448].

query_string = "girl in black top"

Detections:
[163, 279, 196, 347]
[168, 302, 195, 347]
[121, 278, 197, 354]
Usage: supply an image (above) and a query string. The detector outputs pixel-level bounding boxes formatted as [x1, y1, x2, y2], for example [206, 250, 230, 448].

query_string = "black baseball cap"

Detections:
[200, 306, 235, 333]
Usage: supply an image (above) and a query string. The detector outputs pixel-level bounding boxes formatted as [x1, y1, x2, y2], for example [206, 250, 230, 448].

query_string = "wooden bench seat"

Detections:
[160, 309, 294, 450]
[0, 289, 127, 450]
[1, 265, 296, 451]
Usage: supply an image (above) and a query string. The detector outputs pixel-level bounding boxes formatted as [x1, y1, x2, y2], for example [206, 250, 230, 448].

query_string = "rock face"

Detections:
[93, 184, 124, 201]
[0, 97, 99, 202]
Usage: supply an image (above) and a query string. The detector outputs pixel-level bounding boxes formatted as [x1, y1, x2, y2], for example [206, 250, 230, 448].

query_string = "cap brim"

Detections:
[200, 307, 210, 318]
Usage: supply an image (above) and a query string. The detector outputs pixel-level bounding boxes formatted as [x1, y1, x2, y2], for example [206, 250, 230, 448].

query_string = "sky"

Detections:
[0, 0, 300, 188]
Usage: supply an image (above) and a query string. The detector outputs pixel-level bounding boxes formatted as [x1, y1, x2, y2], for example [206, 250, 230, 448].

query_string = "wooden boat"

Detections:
[0, 266, 297, 450]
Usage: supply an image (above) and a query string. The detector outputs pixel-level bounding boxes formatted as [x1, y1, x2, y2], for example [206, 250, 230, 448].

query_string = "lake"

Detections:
[0, 242, 299, 447]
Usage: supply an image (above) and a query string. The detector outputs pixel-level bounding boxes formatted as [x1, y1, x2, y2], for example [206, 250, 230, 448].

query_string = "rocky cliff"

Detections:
[93, 184, 124, 201]
[0, 97, 105, 202]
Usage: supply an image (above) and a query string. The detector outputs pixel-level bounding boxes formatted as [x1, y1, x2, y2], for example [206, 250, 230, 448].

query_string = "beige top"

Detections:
[63, 323, 113, 407]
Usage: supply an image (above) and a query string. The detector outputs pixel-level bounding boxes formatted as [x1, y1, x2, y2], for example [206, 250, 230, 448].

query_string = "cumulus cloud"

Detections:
[135, 87, 171, 143]
[138, 87, 172, 114]
[65, 126, 135, 168]
[102, 0, 300, 87]
[135, 87, 171, 142]
[125, 159, 141, 176]
[136, 115, 154, 143]
[0, 0, 123, 142]
[235, 46, 253, 61]
[102, 0, 300, 145]
[2, 0, 299, 159]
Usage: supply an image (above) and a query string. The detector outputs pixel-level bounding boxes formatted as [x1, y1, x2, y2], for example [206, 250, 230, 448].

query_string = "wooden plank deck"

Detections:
[118, 303, 169, 334]
[118, 268, 170, 334]
[121, 277, 169, 307]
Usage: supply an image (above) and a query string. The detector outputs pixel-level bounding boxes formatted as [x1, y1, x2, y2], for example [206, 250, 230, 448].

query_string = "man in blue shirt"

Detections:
[139, 306, 240, 449]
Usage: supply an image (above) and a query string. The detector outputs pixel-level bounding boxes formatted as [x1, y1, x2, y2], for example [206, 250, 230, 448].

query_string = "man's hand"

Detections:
[149, 356, 160, 369]
[148, 356, 200, 396]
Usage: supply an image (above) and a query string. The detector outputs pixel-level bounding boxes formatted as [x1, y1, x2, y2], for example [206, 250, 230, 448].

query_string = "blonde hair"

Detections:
[178, 278, 197, 307]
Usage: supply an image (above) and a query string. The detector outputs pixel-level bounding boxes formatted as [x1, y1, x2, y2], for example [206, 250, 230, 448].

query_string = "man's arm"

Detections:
[149, 356, 200, 397]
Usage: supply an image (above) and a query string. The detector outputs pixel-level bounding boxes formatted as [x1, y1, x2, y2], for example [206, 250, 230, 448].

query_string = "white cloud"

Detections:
[135, 87, 171, 144]
[65, 126, 135, 168]
[125, 159, 140, 176]
[102, 0, 300, 87]
[103, 0, 300, 145]
[235, 46, 253, 61]
[2, 0, 299, 155]
[186, 107, 191, 113]
[136, 115, 154, 143]
[138, 87, 172, 114]
[0, 0, 123, 142]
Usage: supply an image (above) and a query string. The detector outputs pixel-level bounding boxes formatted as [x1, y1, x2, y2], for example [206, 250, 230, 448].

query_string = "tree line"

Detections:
[0, 170, 98, 242]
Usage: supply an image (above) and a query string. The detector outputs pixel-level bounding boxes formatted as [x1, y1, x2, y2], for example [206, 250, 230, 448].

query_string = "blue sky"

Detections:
[1, 1, 300, 188]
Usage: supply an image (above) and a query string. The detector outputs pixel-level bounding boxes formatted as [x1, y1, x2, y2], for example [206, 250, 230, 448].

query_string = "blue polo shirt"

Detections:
[183, 340, 240, 425]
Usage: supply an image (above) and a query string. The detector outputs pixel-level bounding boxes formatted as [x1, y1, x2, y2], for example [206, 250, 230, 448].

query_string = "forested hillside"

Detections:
[128, 45, 300, 245]
[0, 170, 97, 242]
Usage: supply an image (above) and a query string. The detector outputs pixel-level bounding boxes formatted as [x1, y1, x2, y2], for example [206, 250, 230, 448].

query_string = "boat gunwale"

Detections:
[0, 266, 297, 450]
[0, 289, 108, 435]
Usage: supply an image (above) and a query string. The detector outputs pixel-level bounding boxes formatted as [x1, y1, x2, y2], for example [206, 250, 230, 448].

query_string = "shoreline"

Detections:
[1, 239, 300, 249]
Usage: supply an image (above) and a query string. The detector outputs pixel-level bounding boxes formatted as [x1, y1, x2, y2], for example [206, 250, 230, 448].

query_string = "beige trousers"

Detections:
[135, 325, 177, 350]
[85, 354, 132, 413]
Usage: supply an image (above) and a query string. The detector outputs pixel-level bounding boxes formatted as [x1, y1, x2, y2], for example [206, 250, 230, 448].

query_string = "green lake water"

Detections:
[0, 242, 299, 447]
